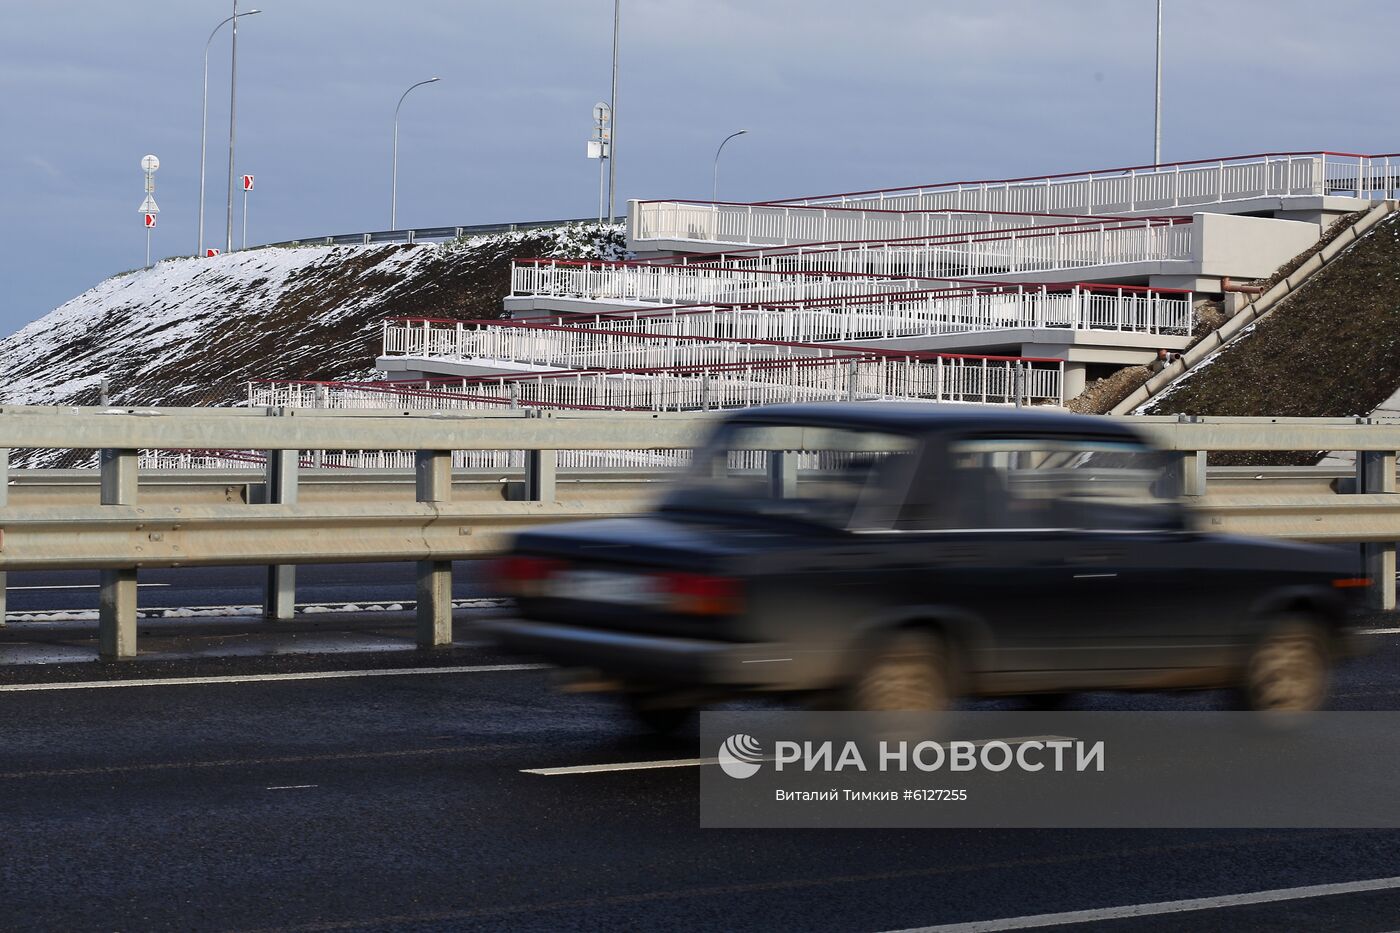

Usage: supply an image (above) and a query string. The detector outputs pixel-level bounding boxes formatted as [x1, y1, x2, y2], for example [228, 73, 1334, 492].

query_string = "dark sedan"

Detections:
[484, 403, 1368, 730]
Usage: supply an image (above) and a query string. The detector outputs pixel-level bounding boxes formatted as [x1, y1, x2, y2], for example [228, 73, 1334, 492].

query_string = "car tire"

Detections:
[1238, 617, 1331, 713]
[623, 691, 697, 735]
[848, 630, 951, 712]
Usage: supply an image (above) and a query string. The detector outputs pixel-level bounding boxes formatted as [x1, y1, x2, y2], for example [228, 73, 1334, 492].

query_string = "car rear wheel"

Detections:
[1240, 618, 1331, 713]
[849, 630, 951, 712]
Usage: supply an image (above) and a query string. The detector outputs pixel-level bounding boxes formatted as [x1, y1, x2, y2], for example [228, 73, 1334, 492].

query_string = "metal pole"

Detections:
[198, 9, 258, 257]
[607, 0, 620, 223]
[145, 226, 151, 270]
[713, 129, 749, 203]
[392, 77, 441, 230]
[1153, 0, 1163, 165]
[242, 185, 249, 249]
[225, 0, 238, 253]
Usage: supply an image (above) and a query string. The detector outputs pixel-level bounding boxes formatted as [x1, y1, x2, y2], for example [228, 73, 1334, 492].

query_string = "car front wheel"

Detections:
[849, 630, 951, 712]
[1240, 617, 1331, 713]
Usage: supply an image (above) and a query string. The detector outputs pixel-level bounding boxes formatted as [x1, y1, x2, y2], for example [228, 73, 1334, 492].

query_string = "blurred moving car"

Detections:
[484, 404, 1368, 731]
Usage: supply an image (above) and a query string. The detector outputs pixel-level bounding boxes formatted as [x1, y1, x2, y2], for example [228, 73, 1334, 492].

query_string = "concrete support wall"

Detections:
[1192, 212, 1320, 281]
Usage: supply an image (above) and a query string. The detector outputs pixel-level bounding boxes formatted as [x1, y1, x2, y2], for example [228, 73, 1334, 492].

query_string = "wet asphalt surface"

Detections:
[4, 571, 1400, 931]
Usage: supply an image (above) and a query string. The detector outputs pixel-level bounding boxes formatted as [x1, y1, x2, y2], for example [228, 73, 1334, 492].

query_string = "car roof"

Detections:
[720, 402, 1145, 441]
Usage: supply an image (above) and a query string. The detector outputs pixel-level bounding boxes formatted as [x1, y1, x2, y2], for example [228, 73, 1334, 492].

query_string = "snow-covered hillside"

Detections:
[0, 223, 624, 411]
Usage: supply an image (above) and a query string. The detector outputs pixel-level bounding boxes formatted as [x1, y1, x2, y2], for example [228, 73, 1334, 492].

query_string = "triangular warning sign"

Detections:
[138, 195, 160, 214]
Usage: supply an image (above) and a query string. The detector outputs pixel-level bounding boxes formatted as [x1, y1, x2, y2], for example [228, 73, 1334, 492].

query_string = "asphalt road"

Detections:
[7, 631, 1400, 932]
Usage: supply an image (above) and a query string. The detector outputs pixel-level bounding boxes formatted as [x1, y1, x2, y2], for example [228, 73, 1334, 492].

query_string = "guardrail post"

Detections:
[262, 448, 298, 620]
[1181, 450, 1207, 497]
[1358, 449, 1398, 611]
[0, 448, 7, 628]
[416, 449, 453, 648]
[525, 448, 557, 503]
[768, 450, 798, 499]
[99, 448, 139, 660]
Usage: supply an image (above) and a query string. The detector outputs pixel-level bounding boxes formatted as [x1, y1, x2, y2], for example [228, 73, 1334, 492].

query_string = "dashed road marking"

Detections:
[266, 784, 318, 790]
[886, 874, 1400, 932]
[10, 583, 171, 590]
[524, 758, 718, 776]
[0, 663, 546, 693]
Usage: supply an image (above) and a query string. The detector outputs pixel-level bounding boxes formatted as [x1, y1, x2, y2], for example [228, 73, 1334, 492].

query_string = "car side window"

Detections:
[897, 436, 1180, 531]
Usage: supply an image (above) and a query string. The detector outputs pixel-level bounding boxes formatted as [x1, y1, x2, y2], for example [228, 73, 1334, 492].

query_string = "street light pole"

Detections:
[713, 129, 749, 203]
[1154, 0, 1163, 165]
[607, 0, 620, 223]
[199, 8, 260, 257]
[391, 77, 441, 230]
[225, 0, 240, 253]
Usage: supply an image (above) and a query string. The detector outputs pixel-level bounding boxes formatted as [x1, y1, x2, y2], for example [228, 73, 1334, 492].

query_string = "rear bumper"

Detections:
[480, 617, 792, 687]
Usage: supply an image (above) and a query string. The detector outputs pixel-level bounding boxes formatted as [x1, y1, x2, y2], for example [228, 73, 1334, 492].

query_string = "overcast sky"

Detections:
[0, 0, 1394, 336]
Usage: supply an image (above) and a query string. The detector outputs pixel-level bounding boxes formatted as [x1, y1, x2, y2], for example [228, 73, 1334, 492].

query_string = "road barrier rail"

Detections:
[0, 408, 1397, 660]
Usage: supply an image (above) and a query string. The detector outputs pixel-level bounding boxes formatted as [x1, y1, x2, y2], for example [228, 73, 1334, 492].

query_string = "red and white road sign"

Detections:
[242, 174, 255, 191]
[144, 213, 157, 228]
[205, 248, 220, 258]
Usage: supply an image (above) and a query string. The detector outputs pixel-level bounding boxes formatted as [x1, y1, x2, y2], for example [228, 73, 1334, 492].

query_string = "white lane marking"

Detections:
[10, 583, 172, 590]
[741, 657, 793, 664]
[886, 874, 1400, 932]
[524, 758, 718, 776]
[266, 784, 318, 790]
[1072, 573, 1117, 580]
[1360, 627, 1400, 634]
[526, 737, 1076, 777]
[0, 664, 546, 693]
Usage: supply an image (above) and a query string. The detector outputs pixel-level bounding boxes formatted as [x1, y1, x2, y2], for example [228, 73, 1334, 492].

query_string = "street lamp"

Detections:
[712, 129, 749, 203]
[198, 7, 260, 257]
[1154, 0, 1163, 165]
[607, 0, 620, 223]
[224, 0, 247, 254]
[391, 77, 441, 230]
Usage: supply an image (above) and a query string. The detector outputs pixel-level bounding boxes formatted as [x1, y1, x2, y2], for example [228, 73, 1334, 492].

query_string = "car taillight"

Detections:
[492, 555, 564, 597]
[660, 573, 742, 616]
[1332, 577, 1372, 590]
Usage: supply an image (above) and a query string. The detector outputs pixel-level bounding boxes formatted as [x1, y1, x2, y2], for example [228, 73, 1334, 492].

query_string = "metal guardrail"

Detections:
[0, 407, 1397, 661]
[259, 216, 598, 249]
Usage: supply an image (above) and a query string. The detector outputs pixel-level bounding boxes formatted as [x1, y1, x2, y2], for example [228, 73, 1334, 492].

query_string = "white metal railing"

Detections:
[632, 202, 1113, 248]
[670, 218, 1194, 280]
[515, 221, 1193, 306]
[511, 259, 919, 306]
[255, 353, 1063, 413]
[383, 320, 865, 371]
[385, 286, 1191, 373]
[765, 151, 1400, 215]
